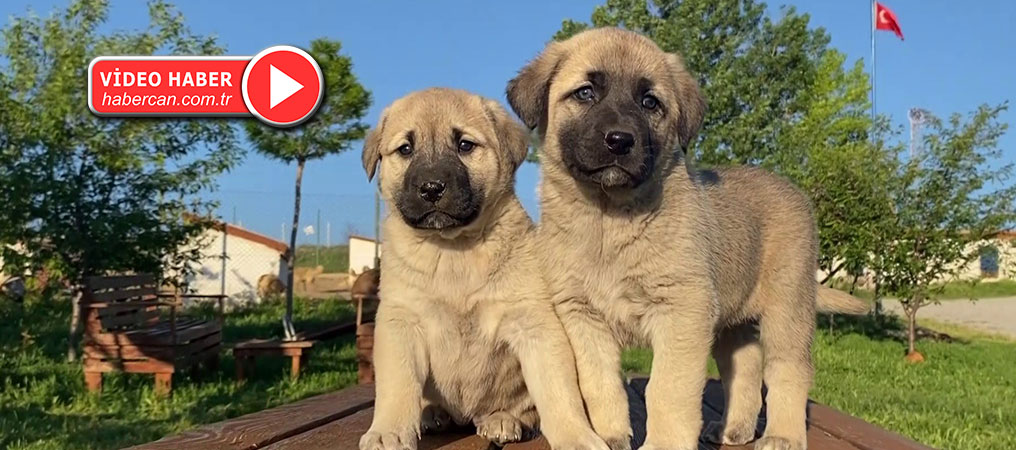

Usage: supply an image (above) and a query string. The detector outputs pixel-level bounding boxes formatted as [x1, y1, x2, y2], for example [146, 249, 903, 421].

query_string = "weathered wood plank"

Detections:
[95, 306, 159, 330]
[698, 378, 859, 450]
[235, 339, 316, 350]
[261, 408, 375, 450]
[84, 274, 156, 291]
[127, 384, 376, 450]
[807, 402, 934, 450]
[86, 318, 219, 346]
[84, 343, 173, 361]
[83, 357, 174, 373]
[262, 407, 550, 450]
[87, 286, 158, 303]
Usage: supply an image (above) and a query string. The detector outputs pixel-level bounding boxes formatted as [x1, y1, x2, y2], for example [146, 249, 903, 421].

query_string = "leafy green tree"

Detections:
[552, 0, 831, 166]
[877, 104, 1015, 359]
[244, 38, 370, 339]
[773, 50, 900, 293]
[0, 0, 242, 361]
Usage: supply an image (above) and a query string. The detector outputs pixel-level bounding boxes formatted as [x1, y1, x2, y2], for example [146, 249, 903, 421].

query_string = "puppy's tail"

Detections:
[816, 285, 871, 315]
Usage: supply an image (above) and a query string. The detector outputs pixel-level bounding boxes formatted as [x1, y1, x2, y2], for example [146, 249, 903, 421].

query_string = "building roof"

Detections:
[224, 223, 289, 255]
[184, 213, 288, 255]
[348, 234, 381, 244]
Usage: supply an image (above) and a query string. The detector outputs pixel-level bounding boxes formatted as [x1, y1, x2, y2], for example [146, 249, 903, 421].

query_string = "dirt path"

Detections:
[883, 297, 1016, 338]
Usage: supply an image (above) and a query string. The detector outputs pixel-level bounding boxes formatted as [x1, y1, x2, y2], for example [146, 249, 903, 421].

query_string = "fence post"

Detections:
[220, 223, 228, 299]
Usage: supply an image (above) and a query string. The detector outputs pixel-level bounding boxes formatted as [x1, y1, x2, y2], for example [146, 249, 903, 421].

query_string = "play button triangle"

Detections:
[269, 64, 304, 109]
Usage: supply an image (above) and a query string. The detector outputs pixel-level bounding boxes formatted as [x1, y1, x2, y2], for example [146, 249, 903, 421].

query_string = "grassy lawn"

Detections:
[0, 295, 357, 450]
[832, 278, 1016, 301]
[295, 244, 350, 273]
[4, 295, 1013, 450]
[622, 314, 1016, 450]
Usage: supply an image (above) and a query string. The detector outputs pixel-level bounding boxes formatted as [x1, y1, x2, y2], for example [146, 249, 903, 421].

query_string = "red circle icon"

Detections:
[242, 45, 323, 127]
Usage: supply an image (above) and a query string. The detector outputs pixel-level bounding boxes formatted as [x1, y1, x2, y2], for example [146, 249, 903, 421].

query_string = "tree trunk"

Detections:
[66, 286, 83, 362]
[284, 159, 305, 340]
[906, 304, 917, 355]
[849, 273, 860, 295]
[873, 280, 883, 318]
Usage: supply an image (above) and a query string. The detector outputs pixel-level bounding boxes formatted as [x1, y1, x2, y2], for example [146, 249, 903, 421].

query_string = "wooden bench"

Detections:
[353, 293, 379, 384]
[233, 321, 356, 381]
[128, 377, 932, 450]
[81, 274, 225, 395]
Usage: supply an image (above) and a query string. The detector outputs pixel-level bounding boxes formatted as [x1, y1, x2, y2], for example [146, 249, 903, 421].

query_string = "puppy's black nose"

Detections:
[605, 131, 635, 155]
[419, 180, 446, 203]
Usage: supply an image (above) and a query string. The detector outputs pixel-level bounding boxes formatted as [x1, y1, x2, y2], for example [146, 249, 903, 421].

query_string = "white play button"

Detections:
[269, 64, 304, 109]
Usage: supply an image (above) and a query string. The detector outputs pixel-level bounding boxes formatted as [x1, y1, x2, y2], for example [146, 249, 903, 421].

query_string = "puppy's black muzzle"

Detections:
[396, 155, 481, 230]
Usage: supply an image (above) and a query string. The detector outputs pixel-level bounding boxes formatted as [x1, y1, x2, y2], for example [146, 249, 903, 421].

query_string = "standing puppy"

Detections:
[359, 88, 607, 450]
[508, 28, 867, 450]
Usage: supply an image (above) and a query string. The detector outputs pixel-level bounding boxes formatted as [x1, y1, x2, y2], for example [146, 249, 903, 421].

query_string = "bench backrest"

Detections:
[82, 274, 160, 333]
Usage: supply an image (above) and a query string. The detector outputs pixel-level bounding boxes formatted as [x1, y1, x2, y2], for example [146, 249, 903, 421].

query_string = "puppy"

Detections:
[508, 28, 868, 450]
[358, 88, 607, 450]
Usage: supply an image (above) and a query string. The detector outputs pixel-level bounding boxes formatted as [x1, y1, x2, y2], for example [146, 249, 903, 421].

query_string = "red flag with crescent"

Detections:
[876, 2, 904, 40]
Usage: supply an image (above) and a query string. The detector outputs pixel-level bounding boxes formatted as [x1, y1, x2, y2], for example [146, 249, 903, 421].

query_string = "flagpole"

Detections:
[870, 0, 877, 137]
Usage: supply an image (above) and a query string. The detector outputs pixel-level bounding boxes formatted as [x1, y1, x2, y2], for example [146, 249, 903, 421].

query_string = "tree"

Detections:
[771, 50, 900, 294]
[877, 103, 1015, 359]
[552, 0, 831, 166]
[244, 38, 370, 340]
[0, 0, 242, 361]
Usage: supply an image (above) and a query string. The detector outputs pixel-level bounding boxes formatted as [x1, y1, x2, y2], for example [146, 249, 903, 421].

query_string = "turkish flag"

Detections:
[875, 2, 904, 40]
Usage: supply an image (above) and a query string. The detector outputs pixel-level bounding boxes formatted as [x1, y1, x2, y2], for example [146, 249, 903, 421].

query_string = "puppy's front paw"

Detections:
[359, 429, 417, 450]
[754, 435, 805, 450]
[703, 419, 757, 446]
[420, 404, 452, 434]
[602, 434, 632, 450]
[475, 412, 523, 445]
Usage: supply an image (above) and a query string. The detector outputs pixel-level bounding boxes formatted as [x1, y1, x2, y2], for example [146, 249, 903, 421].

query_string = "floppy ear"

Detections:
[506, 42, 563, 130]
[483, 99, 530, 170]
[362, 111, 387, 181]
[667, 53, 706, 152]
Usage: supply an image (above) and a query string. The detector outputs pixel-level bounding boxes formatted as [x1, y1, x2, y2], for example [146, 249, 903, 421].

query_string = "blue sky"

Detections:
[3, 1, 1014, 244]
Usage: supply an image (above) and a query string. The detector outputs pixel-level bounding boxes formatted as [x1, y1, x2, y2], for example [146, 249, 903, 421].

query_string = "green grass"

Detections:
[831, 278, 1016, 301]
[621, 315, 1016, 450]
[0, 295, 357, 450]
[5, 294, 1013, 450]
[937, 279, 1016, 299]
[295, 245, 349, 273]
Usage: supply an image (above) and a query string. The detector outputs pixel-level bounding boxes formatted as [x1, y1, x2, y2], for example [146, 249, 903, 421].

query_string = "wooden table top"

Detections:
[129, 377, 932, 450]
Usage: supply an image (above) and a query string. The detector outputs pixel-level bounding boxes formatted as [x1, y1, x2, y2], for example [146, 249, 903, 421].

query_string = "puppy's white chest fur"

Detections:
[543, 214, 662, 345]
[379, 213, 537, 426]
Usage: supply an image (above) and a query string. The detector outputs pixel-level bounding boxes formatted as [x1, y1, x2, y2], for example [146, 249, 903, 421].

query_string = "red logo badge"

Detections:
[241, 45, 324, 127]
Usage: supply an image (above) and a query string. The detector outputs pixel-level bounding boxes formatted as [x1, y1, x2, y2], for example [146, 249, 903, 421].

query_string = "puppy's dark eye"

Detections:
[458, 140, 476, 153]
[573, 86, 594, 101]
[641, 94, 659, 110]
[397, 144, 412, 156]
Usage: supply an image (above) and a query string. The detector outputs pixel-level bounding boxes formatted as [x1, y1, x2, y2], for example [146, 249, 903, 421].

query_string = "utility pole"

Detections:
[908, 108, 928, 159]
[316, 209, 321, 266]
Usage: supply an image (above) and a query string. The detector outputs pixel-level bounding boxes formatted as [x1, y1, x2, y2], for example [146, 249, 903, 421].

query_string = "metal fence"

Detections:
[181, 192, 383, 305]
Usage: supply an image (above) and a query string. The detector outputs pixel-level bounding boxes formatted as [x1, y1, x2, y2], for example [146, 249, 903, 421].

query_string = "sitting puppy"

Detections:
[359, 88, 607, 450]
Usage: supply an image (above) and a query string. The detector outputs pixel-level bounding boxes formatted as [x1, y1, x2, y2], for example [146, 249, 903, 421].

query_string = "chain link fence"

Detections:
[181, 192, 383, 305]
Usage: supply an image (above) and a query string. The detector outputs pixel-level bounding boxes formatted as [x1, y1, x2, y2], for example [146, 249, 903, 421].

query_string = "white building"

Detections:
[348, 234, 380, 275]
[184, 222, 289, 305]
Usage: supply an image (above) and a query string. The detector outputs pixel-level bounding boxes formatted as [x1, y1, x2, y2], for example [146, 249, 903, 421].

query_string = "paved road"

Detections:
[883, 296, 1016, 338]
